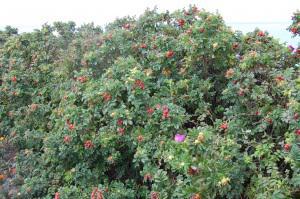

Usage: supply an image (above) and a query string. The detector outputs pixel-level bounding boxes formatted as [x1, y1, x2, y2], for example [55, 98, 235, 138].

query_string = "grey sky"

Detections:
[0, 0, 299, 45]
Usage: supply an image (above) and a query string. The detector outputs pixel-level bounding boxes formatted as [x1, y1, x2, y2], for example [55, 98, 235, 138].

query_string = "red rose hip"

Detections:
[177, 19, 185, 27]
[257, 31, 265, 37]
[291, 27, 297, 34]
[165, 50, 174, 58]
[220, 122, 228, 130]
[11, 76, 17, 82]
[284, 143, 291, 151]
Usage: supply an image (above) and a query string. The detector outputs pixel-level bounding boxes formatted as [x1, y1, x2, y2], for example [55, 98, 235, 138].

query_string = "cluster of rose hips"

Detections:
[257, 31, 266, 37]
[102, 92, 111, 102]
[29, 103, 38, 112]
[162, 105, 170, 119]
[140, 43, 147, 49]
[143, 173, 152, 181]
[76, 76, 87, 83]
[150, 192, 159, 199]
[290, 27, 298, 35]
[63, 135, 71, 144]
[66, 120, 75, 130]
[232, 42, 239, 50]
[133, 79, 145, 90]
[146, 107, 154, 115]
[91, 187, 104, 199]
[220, 122, 228, 131]
[137, 135, 144, 143]
[122, 23, 130, 30]
[84, 140, 94, 149]
[117, 118, 123, 126]
[116, 118, 125, 135]
[275, 76, 284, 84]
[54, 192, 60, 199]
[177, 19, 185, 27]
[165, 50, 174, 58]
[147, 104, 170, 119]
[188, 166, 199, 176]
[11, 76, 17, 83]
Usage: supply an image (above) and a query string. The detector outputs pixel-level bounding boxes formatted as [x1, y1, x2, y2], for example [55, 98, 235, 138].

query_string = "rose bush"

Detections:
[0, 6, 299, 199]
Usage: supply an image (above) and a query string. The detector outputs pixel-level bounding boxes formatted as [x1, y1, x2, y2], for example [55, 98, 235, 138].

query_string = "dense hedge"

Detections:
[0, 6, 299, 199]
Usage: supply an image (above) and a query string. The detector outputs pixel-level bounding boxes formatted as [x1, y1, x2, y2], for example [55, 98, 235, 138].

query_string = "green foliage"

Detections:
[0, 5, 299, 199]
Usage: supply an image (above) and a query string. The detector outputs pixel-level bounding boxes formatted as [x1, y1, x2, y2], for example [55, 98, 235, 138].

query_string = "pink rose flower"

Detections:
[174, 134, 186, 142]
